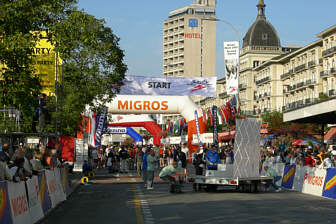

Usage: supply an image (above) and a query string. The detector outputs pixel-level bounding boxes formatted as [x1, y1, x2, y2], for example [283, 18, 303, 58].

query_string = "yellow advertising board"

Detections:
[32, 31, 62, 96]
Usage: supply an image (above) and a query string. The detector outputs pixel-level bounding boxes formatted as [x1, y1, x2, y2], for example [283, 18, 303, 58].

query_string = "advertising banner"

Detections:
[60, 167, 71, 197]
[45, 169, 65, 208]
[26, 176, 44, 223]
[194, 110, 202, 146]
[212, 106, 218, 147]
[0, 181, 13, 224]
[302, 167, 326, 197]
[53, 168, 67, 202]
[95, 107, 108, 148]
[38, 171, 52, 215]
[281, 165, 296, 189]
[322, 168, 336, 199]
[119, 76, 217, 97]
[224, 41, 239, 95]
[7, 181, 32, 224]
[106, 127, 127, 134]
[292, 165, 306, 192]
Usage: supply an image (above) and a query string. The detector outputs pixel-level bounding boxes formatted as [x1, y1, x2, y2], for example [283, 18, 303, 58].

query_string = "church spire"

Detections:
[257, 0, 266, 18]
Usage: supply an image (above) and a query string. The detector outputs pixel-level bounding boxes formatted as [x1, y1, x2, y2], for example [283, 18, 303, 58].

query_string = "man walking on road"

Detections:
[135, 147, 143, 176]
[146, 149, 156, 190]
[119, 147, 129, 173]
[142, 148, 149, 188]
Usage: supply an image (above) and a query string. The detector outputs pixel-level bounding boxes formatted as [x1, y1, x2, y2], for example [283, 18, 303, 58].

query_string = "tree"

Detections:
[47, 9, 127, 135]
[0, 1, 127, 135]
[0, 0, 75, 116]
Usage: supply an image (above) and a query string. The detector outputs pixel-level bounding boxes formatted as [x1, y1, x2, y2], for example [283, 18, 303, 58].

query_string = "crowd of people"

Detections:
[261, 136, 336, 169]
[0, 143, 63, 182]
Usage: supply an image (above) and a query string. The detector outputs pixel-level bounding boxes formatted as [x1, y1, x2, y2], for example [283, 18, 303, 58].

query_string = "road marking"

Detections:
[132, 184, 144, 224]
[135, 185, 155, 224]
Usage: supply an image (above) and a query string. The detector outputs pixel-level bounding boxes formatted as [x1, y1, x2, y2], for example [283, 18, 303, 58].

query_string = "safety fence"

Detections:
[264, 163, 336, 199]
[0, 167, 71, 224]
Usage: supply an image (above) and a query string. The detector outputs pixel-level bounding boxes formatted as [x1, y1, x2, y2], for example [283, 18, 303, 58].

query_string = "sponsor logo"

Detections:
[283, 167, 295, 183]
[118, 100, 168, 111]
[107, 128, 127, 134]
[117, 115, 123, 121]
[188, 80, 211, 93]
[304, 172, 324, 187]
[11, 195, 28, 217]
[324, 175, 336, 191]
[189, 18, 198, 27]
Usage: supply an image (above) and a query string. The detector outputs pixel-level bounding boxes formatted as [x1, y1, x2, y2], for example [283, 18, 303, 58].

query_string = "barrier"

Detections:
[7, 181, 32, 224]
[322, 168, 336, 199]
[0, 167, 75, 224]
[26, 176, 44, 223]
[0, 181, 13, 224]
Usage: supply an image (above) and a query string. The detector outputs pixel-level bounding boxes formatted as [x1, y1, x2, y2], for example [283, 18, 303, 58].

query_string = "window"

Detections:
[262, 33, 268, 41]
[253, 61, 259, 68]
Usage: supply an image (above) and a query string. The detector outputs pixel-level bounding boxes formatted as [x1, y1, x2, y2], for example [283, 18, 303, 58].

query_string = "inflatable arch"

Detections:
[108, 114, 162, 145]
[106, 127, 143, 143]
[105, 95, 206, 152]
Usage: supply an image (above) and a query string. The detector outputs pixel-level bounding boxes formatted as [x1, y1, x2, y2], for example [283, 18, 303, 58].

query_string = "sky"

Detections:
[77, 0, 336, 78]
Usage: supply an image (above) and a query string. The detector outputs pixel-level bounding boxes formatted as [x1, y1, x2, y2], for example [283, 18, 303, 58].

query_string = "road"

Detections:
[41, 171, 336, 224]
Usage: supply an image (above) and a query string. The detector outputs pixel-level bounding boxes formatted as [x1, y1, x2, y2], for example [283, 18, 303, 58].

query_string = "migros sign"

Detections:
[117, 100, 168, 111]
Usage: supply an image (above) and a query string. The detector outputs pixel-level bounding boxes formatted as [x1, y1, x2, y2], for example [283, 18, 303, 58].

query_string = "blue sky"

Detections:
[77, 0, 336, 78]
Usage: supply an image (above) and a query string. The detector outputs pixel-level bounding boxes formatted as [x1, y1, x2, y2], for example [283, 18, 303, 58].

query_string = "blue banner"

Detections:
[194, 110, 202, 147]
[212, 106, 218, 147]
[281, 165, 296, 189]
[322, 168, 336, 199]
[0, 181, 13, 224]
[95, 107, 108, 148]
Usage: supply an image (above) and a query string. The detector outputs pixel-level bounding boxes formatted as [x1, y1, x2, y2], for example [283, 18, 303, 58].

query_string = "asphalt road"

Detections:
[41, 171, 336, 224]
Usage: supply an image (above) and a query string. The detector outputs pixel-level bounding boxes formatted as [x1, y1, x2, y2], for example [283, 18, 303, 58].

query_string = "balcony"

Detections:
[308, 61, 316, 68]
[219, 92, 228, 99]
[239, 83, 247, 90]
[255, 76, 270, 85]
[281, 71, 292, 80]
[294, 64, 306, 72]
[320, 71, 329, 78]
[322, 46, 336, 57]
[283, 98, 319, 112]
[296, 82, 304, 88]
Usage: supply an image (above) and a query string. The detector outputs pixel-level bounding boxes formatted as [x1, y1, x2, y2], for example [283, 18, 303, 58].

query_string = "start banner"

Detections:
[119, 76, 217, 97]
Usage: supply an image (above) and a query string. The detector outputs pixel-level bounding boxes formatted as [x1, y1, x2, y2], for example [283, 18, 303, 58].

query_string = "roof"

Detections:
[242, 0, 280, 48]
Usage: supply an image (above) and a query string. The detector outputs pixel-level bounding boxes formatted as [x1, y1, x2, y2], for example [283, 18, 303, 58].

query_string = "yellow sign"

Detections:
[32, 31, 62, 96]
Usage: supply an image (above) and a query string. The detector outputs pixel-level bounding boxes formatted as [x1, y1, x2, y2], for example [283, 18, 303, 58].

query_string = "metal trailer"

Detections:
[188, 164, 274, 193]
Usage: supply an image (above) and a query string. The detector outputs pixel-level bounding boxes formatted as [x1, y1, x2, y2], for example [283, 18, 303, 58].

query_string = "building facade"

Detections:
[163, 0, 217, 77]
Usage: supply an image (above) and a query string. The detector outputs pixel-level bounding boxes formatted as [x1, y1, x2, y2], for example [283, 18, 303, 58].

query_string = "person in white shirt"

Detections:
[181, 143, 189, 159]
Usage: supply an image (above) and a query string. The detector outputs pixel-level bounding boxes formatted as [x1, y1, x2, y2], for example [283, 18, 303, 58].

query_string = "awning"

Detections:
[325, 126, 336, 142]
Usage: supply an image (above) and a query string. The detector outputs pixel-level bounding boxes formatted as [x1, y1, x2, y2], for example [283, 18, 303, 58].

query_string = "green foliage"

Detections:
[318, 93, 329, 101]
[261, 111, 287, 131]
[0, 1, 127, 136]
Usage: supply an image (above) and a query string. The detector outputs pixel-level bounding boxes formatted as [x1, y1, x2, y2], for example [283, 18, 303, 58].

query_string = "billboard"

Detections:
[224, 41, 239, 95]
[119, 76, 216, 97]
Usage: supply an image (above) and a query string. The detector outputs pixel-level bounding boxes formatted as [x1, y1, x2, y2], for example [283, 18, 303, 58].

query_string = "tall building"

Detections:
[163, 0, 217, 77]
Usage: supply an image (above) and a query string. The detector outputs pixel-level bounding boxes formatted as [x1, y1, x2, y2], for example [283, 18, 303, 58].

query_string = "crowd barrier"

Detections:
[0, 167, 71, 224]
[265, 163, 336, 200]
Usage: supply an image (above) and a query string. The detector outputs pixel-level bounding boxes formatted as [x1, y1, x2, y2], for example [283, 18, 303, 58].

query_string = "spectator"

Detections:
[31, 152, 44, 172]
[0, 161, 12, 181]
[135, 147, 143, 176]
[119, 147, 129, 173]
[0, 144, 11, 163]
[142, 148, 149, 188]
[82, 160, 93, 176]
[10, 157, 31, 182]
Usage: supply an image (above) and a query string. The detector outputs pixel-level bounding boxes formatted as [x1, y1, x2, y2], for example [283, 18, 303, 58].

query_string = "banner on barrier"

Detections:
[53, 168, 67, 202]
[322, 168, 336, 199]
[7, 181, 32, 224]
[38, 171, 52, 214]
[0, 181, 13, 224]
[302, 167, 326, 197]
[60, 167, 71, 197]
[45, 169, 65, 208]
[292, 165, 306, 192]
[26, 176, 44, 223]
[281, 165, 296, 189]
[119, 76, 217, 97]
